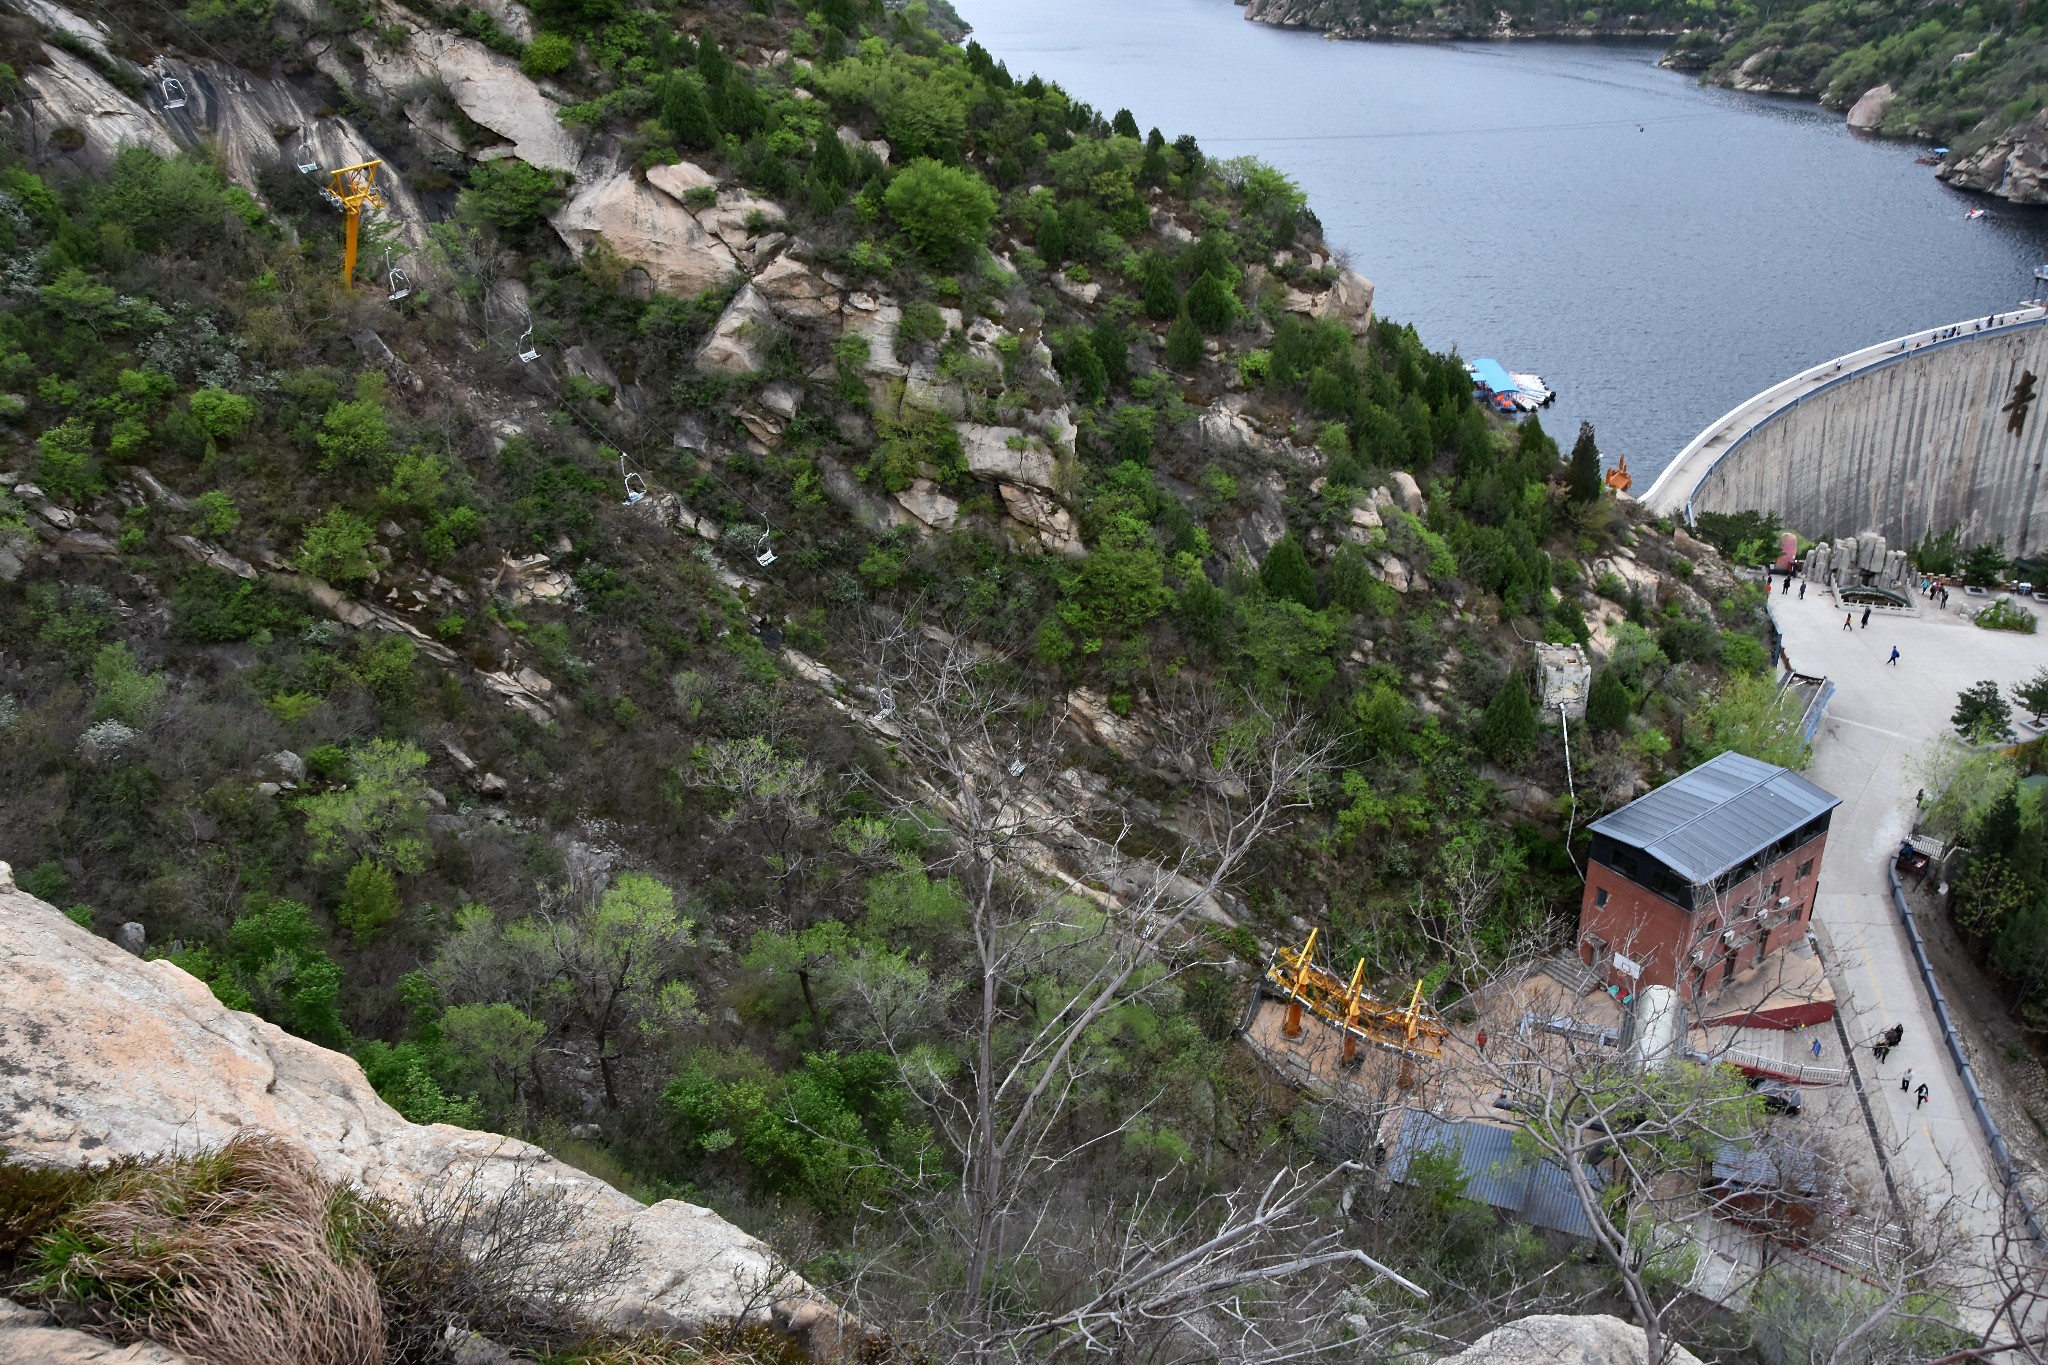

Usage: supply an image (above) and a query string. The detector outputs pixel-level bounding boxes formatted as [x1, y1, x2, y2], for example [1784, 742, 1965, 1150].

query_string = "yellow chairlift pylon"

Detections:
[322, 160, 386, 286]
[1264, 930, 1450, 1084]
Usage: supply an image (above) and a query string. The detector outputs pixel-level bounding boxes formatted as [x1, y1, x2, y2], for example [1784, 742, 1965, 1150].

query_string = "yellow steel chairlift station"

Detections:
[318, 159, 387, 286]
[1267, 928, 1450, 1086]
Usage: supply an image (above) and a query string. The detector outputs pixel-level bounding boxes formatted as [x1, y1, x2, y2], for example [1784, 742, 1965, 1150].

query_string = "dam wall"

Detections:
[1644, 306, 2048, 555]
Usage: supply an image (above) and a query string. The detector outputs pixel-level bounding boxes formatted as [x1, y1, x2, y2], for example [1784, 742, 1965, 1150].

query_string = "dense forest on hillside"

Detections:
[0, 0, 1819, 1354]
[1247, 0, 2048, 148]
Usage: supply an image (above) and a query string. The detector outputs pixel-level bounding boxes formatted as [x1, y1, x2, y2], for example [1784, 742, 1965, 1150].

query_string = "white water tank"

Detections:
[1629, 984, 1683, 1067]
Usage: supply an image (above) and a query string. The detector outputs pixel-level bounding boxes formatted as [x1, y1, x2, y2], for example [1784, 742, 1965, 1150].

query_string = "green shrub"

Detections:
[295, 509, 378, 585]
[1476, 674, 1538, 765]
[34, 417, 100, 500]
[315, 398, 393, 473]
[1976, 598, 2037, 634]
[172, 571, 306, 643]
[19, 860, 70, 902]
[460, 159, 564, 233]
[521, 31, 575, 78]
[188, 388, 255, 440]
[90, 642, 167, 726]
[1259, 533, 1316, 608]
[1164, 313, 1204, 368]
[192, 490, 240, 538]
[883, 159, 997, 266]
[337, 857, 402, 946]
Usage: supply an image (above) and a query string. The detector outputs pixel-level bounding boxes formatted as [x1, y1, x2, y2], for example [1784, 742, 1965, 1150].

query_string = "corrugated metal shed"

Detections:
[1587, 751, 1839, 885]
[1384, 1113, 1600, 1239]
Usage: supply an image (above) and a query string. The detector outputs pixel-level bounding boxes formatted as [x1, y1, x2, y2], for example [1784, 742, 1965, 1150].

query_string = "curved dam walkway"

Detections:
[1645, 305, 2048, 550]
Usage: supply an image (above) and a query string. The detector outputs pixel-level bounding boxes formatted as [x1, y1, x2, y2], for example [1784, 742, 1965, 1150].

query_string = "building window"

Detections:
[1769, 878, 1783, 900]
[1595, 887, 1609, 908]
[1797, 859, 1813, 879]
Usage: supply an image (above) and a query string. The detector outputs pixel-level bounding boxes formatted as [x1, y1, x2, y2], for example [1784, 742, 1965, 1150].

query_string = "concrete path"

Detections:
[1774, 587, 2047, 1293]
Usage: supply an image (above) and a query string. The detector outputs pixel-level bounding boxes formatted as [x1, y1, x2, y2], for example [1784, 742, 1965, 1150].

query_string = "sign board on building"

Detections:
[1612, 951, 1643, 980]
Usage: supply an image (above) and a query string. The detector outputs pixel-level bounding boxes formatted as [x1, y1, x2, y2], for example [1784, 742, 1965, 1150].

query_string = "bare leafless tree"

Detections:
[840, 610, 1421, 1361]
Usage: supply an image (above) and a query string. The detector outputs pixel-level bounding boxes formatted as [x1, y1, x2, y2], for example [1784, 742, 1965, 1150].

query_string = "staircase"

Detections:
[1541, 952, 1601, 997]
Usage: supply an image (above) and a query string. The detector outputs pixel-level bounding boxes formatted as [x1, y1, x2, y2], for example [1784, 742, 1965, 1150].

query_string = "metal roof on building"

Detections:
[1384, 1112, 1600, 1239]
[1587, 751, 1839, 885]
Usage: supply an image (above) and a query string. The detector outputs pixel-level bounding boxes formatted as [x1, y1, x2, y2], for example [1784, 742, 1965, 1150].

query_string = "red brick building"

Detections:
[1578, 751, 1839, 1006]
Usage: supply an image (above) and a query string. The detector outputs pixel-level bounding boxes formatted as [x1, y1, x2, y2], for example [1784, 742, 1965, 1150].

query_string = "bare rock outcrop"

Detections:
[695, 283, 780, 375]
[1940, 114, 2048, 204]
[553, 170, 741, 295]
[354, 29, 581, 173]
[1312, 266, 1376, 335]
[12, 45, 176, 167]
[1845, 83, 1895, 132]
[0, 880, 842, 1346]
[1442, 1315, 1703, 1365]
[959, 423, 1058, 490]
[0, 1297, 192, 1364]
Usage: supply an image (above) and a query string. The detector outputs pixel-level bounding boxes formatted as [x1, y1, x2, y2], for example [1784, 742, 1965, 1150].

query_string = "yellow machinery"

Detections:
[1266, 929, 1449, 1084]
[320, 160, 386, 286]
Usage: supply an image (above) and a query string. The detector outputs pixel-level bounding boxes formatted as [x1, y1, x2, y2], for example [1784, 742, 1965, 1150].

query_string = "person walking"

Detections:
[1874, 1041, 1890, 1063]
[1811, 1037, 1824, 1059]
[1901, 1067, 1914, 1093]
[1844, 613, 1855, 631]
[1916, 1082, 1930, 1109]
[1888, 646, 1901, 666]
[1861, 606, 1872, 628]
[1798, 581, 1806, 599]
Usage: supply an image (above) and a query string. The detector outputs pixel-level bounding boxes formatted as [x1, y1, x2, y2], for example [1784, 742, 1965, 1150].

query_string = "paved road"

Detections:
[1775, 586, 2047, 1288]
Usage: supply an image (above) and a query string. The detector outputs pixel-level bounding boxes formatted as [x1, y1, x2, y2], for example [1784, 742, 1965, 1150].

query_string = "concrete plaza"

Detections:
[1773, 584, 2047, 1279]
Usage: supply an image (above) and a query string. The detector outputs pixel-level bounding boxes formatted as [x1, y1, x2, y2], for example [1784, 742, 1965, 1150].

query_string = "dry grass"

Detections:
[25, 1132, 384, 1365]
[0, 1148, 92, 1255]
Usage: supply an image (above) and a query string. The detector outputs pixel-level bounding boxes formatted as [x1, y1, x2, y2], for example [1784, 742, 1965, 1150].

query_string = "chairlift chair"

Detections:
[516, 315, 539, 363]
[296, 139, 318, 175]
[754, 531, 777, 568]
[619, 454, 647, 506]
[160, 76, 187, 111]
[384, 247, 410, 302]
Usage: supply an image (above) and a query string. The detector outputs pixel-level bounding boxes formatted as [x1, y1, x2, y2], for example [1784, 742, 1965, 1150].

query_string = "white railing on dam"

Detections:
[1644, 304, 2048, 520]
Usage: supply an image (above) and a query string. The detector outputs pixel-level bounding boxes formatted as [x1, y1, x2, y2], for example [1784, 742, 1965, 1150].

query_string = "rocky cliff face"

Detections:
[1237, 0, 1683, 40]
[1939, 115, 2048, 205]
[0, 867, 844, 1352]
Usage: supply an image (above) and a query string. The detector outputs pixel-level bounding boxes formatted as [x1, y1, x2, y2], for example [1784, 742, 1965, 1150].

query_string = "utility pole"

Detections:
[320, 160, 386, 286]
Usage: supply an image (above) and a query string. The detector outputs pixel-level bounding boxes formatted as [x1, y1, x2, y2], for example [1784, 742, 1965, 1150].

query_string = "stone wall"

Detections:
[1688, 318, 2048, 554]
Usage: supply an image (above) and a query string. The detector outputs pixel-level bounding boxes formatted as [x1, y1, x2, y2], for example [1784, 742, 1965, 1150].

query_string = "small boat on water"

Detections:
[1467, 358, 1555, 414]
[1915, 146, 1950, 165]
[1967, 207, 1987, 220]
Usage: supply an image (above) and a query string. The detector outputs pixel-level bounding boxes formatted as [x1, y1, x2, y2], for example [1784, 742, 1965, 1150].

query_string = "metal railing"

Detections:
[1887, 858, 2048, 1251]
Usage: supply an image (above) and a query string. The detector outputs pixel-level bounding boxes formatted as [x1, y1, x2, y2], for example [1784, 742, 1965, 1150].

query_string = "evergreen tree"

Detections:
[812, 128, 853, 188]
[660, 73, 716, 149]
[1142, 253, 1177, 320]
[1055, 333, 1107, 405]
[1477, 675, 1539, 764]
[1180, 569, 1227, 645]
[2016, 667, 2048, 722]
[1185, 271, 1238, 332]
[695, 32, 729, 91]
[1260, 533, 1316, 608]
[717, 76, 765, 137]
[1164, 311, 1204, 369]
[1567, 421, 1602, 504]
[1036, 207, 1066, 269]
[1111, 108, 1141, 139]
[1953, 679, 2012, 740]
[1586, 669, 1632, 733]
[1090, 318, 1129, 389]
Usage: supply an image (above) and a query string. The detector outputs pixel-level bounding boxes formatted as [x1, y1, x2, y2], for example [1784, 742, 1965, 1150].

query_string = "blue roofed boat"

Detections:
[1466, 358, 1555, 415]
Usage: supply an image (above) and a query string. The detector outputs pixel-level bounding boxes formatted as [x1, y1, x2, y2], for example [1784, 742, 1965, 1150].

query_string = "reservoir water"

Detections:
[951, 0, 2048, 485]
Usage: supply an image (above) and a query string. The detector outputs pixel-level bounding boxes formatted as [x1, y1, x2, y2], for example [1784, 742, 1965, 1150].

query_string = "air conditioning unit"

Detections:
[1722, 929, 1737, 945]
[1690, 948, 1707, 964]
[1778, 896, 1792, 907]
